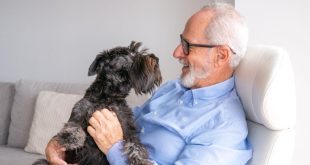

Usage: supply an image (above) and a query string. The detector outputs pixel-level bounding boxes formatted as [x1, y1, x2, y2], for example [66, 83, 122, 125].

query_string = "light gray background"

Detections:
[0, 0, 232, 83]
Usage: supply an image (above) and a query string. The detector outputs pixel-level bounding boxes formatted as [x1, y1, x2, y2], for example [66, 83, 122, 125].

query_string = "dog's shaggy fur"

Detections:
[33, 41, 162, 165]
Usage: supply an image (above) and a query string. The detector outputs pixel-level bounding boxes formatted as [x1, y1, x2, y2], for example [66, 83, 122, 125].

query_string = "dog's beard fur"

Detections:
[179, 59, 211, 88]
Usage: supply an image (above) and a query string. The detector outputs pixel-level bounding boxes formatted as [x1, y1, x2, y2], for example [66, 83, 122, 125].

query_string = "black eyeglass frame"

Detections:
[180, 34, 236, 55]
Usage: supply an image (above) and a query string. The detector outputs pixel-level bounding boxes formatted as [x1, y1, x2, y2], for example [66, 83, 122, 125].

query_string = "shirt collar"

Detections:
[178, 76, 235, 107]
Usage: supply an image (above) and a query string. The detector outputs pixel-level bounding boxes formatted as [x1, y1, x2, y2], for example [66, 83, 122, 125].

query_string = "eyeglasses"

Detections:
[180, 34, 236, 55]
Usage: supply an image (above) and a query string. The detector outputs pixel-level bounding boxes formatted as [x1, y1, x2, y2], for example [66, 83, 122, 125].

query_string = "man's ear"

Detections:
[88, 55, 102, 76]
[215, 46, 231, 66]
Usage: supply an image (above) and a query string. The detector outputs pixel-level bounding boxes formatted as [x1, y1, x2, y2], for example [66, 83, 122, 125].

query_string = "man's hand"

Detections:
[87, 109, 124, 154]
[45, 138, 77, 165]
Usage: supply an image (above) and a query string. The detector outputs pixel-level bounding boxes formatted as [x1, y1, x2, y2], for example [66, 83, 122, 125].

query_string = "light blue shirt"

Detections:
[107, 77, 252, 165]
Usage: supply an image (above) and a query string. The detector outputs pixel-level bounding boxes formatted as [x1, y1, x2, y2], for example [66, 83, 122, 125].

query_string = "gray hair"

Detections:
[202, 3, 248, 68]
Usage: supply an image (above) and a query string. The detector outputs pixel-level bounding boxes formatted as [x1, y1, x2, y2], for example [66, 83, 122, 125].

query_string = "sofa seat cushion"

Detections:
[0, 146, 44, 165]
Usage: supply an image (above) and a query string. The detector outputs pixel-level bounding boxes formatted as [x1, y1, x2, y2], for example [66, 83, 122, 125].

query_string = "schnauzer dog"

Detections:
[33, 41, 162, 165]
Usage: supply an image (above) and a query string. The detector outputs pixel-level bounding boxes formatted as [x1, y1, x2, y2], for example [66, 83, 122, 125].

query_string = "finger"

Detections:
[101, 109, 118, 121]
[52, 141, 66, 152]
[89, 116, 100, 129]
[101, 110, 122, 130]
[93, 110, 109, 124]
[87, 126, 96, 137]
[87, 126, 108, 147]
[59, 147, 66, 152]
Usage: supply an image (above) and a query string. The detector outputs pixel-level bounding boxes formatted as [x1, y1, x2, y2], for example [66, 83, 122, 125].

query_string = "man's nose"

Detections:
[173, 44, 185, 59]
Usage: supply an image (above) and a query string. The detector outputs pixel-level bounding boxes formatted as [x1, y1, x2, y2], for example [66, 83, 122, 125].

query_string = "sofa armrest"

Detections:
[0, 82, 15, 145]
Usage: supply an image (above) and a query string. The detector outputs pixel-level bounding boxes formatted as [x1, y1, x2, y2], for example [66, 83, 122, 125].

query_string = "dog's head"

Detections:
[88, 41, 162, 95]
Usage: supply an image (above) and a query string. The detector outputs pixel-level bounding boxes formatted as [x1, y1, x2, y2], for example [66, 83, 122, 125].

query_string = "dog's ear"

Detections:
[88, 55, 102, 76]
[129, 41, 142, 53]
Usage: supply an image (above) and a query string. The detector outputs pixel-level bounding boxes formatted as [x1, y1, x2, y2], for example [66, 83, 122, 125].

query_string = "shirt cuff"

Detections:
[107, 140, 127, 165]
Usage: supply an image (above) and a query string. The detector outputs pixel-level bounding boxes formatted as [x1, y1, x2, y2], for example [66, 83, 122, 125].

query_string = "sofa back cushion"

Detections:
[7, 80, 88, 148]
[0, 82, 15, 145]
[25, 91, 83, 154]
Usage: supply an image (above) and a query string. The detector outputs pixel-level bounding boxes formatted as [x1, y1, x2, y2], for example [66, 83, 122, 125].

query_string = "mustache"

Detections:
[179, 59, 189, 66]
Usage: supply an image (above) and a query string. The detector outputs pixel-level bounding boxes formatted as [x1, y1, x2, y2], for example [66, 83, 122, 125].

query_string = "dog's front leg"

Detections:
[55, 99, 94, 151]
[55, 122, 86, 150]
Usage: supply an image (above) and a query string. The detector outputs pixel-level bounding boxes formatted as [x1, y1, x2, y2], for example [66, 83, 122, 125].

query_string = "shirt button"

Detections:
[194, 101, 198, 105]
[153, 111, 158, 115]
[141, 127, 145, 133]
[179, 100, 183, 104]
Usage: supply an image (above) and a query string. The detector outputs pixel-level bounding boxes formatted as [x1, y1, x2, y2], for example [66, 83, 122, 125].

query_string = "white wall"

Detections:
[236, 1, 310, 164]
[0, 0, 212, 83]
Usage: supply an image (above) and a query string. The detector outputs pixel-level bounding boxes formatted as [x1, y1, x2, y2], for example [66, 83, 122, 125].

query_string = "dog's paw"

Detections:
[56, 122, 86, 150]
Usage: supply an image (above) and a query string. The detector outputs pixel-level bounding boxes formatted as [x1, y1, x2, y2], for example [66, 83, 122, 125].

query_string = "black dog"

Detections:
[33, 41, 162, 165]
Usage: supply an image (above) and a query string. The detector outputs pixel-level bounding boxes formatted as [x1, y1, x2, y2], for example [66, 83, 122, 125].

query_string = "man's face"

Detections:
[173, 11, 216, 89]
[174, 41, 213, 89]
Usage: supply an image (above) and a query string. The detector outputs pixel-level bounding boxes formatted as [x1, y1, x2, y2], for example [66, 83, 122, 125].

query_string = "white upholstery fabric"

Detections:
[235, 45, 296, 130]
[235, 45, 296, 165]
[246, 121, 295, 165]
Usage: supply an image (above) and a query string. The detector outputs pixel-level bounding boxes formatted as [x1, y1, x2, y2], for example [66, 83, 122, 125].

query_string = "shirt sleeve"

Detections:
[107, 141, 161, 165]
[106, 141, 127, 165]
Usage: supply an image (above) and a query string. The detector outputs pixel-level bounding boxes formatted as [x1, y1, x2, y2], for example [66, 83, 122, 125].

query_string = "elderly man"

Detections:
[46, 3, 252, 165]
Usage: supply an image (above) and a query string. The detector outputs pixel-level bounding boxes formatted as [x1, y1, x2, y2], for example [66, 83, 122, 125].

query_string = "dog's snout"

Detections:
[146, 56, 159, 69]
[147, 54, 159, 63]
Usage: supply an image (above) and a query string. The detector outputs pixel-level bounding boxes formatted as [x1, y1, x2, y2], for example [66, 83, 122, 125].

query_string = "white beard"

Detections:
[181, 68, 196, 88]
[179, 60, 210, 88]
